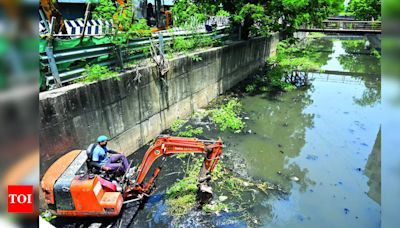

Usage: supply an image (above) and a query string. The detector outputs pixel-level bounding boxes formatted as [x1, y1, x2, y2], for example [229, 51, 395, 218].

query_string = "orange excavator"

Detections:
[41, 135, 223, 217]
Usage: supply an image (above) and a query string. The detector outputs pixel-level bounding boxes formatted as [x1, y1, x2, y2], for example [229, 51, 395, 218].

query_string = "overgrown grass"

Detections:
[78, 64, 119, 83]
[210, 98, 245, 131]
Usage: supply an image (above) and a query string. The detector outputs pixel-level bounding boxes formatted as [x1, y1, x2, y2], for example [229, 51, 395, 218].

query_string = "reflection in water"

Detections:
[365, 128, 381, 205]
[338, 39, 381, 107]
[238, 90, 316, 193]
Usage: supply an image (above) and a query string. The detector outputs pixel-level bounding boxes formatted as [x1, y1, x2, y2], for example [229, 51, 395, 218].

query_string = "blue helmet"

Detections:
[97, 135, 108, 143]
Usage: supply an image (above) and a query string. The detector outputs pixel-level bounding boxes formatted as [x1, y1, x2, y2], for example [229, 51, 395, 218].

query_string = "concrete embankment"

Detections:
[39, 35, 279, 170]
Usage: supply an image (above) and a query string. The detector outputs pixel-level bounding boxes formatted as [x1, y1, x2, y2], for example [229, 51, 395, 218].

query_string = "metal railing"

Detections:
[299, 20, 381, 33]
[321, 20, 381, 30]
[40, 27, 230, 90]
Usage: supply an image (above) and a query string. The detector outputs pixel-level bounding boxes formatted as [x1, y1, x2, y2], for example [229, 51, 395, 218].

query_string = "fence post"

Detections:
[47, 17, 62, 88]
[158, 33, 164, 55]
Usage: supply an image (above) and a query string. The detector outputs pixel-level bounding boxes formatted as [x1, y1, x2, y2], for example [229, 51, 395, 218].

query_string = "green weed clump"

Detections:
[165, 158, 201, 216]
[173, 37, 196, 52]
[210, 98, 245, 131]
[170, 119, 203, 137]
[171, 119, 186, 132]
[165, 158, 271, 217]
[178, 126, 204, 137]
[79, 64, 119, 83]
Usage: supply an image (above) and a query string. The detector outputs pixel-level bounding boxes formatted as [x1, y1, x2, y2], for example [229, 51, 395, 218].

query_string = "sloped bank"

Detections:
[39, 35, 279, 170]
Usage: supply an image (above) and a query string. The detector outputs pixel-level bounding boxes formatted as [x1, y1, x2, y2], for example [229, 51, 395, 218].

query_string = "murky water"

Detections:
[53, 36, 381, 227]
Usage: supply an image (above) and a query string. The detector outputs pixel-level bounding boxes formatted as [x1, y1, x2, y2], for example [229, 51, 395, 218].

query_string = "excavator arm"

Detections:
[124, 135, 223, 199]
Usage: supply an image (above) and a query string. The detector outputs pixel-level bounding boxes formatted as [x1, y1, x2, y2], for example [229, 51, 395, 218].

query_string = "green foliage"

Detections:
[93, 0, 151, 46]
[171, 0, 207, 27]
[270, 0, 344, 36]
[268, 41, 322, 72]
[79, 64, 118, 83]
[170, 34, 215, 55]
[178, 126, 204, 137]
[92, 0, 117, 20]
[173, 37, 195, 52]
[211, 98, 245, 131]
[216, 9, 230, 16]
[165, 157, 272, 217]
[127, 19, 152, 38]
[233, 3, 271, 37]
[195, 0, 343, 38]
[347, 0, 381, 20]
[371, 48, 381, 59]
[171, 119, 186, 132]
[266, 39, 328, 91]
[165, 157, 201, 216]
[191, 55, 203, 62]
[245, 84, 256, 93]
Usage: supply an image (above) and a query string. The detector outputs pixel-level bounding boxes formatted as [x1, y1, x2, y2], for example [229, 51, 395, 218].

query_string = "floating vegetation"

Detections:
[178, 125, 204, 137]
[210, 98, 245, 131]
[171, 119, 187, 132]
[165, 158, 201, 217]
[165, 157, 278, 218]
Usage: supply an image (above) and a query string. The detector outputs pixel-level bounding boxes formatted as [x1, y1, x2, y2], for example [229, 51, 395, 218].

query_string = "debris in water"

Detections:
[88, 223, 101, 228]
[290, 176, 300, 182]
[247, 129, 252, 134]
[244, 116, 250, 120]
[279, 150, 284, 154]
[355, 168, 362, 172]
[306, 154, 318, 161]
[278, 144, 283, 148]
[344, 208, 350, 214]
[219, 195, 228, 202]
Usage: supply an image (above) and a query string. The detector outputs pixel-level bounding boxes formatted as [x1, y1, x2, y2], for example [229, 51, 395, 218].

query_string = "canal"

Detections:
[52, 35, 381, 228]
[124, 36, 381, 227]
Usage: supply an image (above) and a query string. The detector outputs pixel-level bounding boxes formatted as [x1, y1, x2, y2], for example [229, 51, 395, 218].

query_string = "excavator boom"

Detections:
[124, 135, 223, 199]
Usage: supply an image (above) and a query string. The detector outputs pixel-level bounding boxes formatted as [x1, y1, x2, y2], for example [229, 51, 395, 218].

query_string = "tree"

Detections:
[347, 0, 381, 20]
[193, 0, 343, 39]
[268, 0, 343, 38]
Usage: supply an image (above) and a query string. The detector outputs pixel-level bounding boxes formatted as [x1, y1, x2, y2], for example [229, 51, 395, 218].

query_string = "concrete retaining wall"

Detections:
[39, 35, 279, 169]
